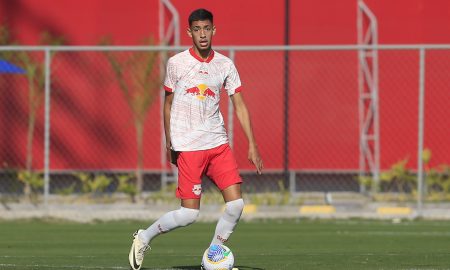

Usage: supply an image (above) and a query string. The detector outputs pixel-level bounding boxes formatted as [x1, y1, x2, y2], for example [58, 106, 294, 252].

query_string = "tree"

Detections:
[102, 37, 160, 197]
[0, 25, 63, 199]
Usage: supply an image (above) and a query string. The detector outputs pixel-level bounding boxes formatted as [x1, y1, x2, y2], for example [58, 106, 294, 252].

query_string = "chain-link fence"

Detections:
[1, 45, 449, 213]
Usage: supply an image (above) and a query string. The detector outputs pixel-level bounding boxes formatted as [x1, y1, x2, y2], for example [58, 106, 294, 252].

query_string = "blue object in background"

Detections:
[0, 60, 25, 74]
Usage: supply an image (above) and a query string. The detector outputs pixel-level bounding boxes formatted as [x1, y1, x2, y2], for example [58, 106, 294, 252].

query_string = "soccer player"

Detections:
[129, 8, 263, 270]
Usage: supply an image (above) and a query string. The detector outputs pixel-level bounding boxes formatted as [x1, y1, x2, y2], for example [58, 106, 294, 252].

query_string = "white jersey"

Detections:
[164, 48, 242, 151]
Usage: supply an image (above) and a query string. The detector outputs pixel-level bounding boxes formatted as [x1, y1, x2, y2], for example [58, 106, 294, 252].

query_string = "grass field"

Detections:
[1, 218, 450, 270]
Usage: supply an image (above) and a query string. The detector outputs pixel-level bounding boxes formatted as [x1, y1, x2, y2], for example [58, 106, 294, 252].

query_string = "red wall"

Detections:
[0, 0, 159, 45]
[1, 0, 450, 171]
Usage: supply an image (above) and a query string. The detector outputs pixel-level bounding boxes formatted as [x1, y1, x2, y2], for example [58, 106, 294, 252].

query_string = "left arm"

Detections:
[230, 92, 263, 174]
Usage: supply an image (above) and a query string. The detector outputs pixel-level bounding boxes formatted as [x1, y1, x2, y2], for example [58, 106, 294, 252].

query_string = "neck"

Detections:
[193, 46, 211, 60]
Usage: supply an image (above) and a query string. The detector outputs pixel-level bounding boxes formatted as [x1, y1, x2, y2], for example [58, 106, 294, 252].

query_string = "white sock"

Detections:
[139, 207, 199, 245]
[210, 198, 244, 245]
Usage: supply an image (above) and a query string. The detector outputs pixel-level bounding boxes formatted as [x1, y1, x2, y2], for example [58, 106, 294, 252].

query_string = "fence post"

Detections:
[417, 47, 426, 216]
[43, 48, 51, 207]
[289, 170, 296, 194]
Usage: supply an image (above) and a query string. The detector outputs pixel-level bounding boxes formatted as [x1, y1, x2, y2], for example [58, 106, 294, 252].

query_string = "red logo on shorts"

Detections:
[192, 184, 202, 196]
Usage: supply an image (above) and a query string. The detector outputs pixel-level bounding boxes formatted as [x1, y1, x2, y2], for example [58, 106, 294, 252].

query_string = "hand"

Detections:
[167, 147, 180, 166]
[166, 147, 173, 164]
[248, 145, 263, 175]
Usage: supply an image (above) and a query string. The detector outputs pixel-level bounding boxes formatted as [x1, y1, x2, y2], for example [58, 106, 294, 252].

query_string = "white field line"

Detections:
[0, 254, 198, 258]
[1, 252, 449, 259]
[0, 264, 193, 270]
[0, 264, 129, 269]
[1, 263, 449, 270]
[333, 220, 450, 227]
[335, 231, 450, 236]
[0, 255, 96, 258]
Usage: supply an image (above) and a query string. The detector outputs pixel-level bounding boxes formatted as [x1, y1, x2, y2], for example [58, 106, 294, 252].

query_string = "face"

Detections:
[187, 20, 216, 51]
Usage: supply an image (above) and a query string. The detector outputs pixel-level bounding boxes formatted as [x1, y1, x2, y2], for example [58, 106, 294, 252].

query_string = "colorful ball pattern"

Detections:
[201, 244, 234, 270]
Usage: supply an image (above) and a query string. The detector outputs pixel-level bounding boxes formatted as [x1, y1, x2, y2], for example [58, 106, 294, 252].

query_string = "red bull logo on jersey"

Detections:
[185, 84, 215, 101]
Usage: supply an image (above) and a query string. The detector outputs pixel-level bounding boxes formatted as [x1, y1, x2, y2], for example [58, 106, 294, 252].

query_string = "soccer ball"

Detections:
[201, 244, 234, 270]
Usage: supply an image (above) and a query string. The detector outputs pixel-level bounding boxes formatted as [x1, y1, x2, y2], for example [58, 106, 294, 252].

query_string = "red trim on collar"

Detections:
[189, 47, 214, 63]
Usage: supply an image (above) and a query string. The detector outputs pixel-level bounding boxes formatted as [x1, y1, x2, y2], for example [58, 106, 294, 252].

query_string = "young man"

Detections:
[129, 8, 263, 270]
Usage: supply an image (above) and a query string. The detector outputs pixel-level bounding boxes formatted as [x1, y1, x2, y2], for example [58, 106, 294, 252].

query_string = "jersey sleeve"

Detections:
[224, 62, 242, 96]
[163, 58, 176, 92]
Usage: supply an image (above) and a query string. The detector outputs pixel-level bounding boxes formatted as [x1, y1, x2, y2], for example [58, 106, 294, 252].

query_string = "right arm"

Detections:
[164, 91, 174, 163]
[163, 57, 176, 163]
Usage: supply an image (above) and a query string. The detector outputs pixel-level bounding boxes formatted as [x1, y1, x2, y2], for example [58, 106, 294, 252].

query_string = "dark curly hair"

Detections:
[188, 8, 213, 26]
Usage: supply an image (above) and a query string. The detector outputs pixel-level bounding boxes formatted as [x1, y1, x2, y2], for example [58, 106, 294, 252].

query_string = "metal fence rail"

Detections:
[1, 45, 450, 214]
